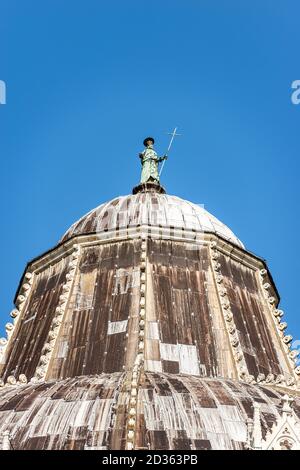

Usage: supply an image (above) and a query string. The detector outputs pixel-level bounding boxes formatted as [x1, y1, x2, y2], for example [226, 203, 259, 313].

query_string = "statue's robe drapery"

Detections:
[140, 148, 160, 183]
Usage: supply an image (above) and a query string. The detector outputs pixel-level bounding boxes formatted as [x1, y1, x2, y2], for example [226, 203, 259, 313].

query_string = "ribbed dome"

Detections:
[0, 372, 297, 450]
[61, 193, 244, 248]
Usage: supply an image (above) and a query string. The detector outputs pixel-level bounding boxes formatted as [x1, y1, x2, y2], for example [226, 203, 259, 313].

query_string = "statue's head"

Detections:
[143, 137, 155, 148]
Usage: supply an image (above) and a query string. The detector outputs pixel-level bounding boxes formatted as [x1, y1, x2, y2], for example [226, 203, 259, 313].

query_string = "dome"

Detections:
[61, 192, 244, 248]
[2, 143, 300, 452]
[1, 372, 298, 450]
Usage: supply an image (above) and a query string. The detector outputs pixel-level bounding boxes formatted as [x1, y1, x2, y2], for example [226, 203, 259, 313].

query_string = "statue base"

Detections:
[132, 181, 166, 195]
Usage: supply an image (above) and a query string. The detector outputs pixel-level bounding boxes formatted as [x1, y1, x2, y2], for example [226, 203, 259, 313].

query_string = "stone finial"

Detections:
[282, 394, 294, 415]
[10, 309, 19, 318]
[258, 394, 300, 450]
[265, 373, 275, 384]
[18, 374, 27, 384]
[256, 373, 265, 383]
[6, 375, 17, 385]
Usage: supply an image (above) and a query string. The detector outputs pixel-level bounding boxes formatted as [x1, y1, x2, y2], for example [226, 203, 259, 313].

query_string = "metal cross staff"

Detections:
[159, 127, 181, 176]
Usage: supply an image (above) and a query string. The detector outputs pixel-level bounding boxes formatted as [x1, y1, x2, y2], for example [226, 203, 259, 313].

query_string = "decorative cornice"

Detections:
[0, 271, 34, 383]
[250, 394, 300, 450]
[209, 241, 249, 381]
[21, 231, 268, 288]
[258, 268, 299, 388]
[125, 238, 147, 450]
[209, 241, 298, 389]
[31, 244, 81, 382]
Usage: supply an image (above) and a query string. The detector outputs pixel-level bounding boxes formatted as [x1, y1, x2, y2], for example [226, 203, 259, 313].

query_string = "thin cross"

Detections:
[159, 127, 181, 176]
[166, 127, 181, 155]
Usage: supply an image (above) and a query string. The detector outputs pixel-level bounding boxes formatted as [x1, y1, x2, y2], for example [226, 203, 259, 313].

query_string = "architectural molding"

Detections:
[258, 269, 299, 388]
[209, 241, 248, 381]
[0, 271, 34, 380]
[32, 244, 81, 382]
[250, 394, 300, 450]
[125, 237, 147, 450]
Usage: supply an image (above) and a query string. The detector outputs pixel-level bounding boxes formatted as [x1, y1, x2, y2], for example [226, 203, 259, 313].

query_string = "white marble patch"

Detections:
[178, 344, 200, 375]
[159, 342, 200, 376]
[107, 319, 128, 335]
[113, 268, 140, 295]
[147, 322, 160, 340]
[159, 343, 179, 362]
[57, 340, 69, 358]
[144, 360, 162, 372]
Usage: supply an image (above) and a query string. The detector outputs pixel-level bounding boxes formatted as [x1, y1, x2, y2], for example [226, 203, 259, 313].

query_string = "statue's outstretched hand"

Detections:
[164, 155, 168, 160]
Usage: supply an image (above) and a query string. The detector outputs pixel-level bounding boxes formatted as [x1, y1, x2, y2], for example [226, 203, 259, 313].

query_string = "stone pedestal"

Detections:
[132, 181, 166, 194]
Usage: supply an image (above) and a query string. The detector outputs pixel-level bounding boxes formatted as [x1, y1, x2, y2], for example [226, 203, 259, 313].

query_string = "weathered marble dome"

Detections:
[61, 193, 244, 248]
[1, 182, 299, 451]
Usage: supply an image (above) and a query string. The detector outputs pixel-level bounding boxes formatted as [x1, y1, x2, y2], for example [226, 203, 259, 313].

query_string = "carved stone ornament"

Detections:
[250, 395, 300, 450]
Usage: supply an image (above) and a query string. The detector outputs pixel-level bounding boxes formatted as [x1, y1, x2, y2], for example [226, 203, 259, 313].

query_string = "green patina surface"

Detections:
[139, 144, 166, 184]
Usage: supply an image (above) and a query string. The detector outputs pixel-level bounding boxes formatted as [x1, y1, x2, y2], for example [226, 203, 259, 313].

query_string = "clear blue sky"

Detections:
[0, 1, 299, 343]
